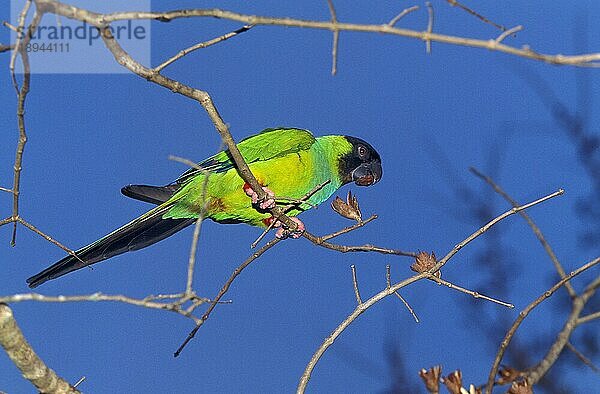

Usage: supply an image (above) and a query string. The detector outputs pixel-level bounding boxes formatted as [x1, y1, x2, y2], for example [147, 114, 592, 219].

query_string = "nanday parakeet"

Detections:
[26, 128, 382, 288]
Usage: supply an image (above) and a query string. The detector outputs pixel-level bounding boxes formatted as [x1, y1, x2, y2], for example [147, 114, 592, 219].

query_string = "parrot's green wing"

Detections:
[175, 128, 316, 184]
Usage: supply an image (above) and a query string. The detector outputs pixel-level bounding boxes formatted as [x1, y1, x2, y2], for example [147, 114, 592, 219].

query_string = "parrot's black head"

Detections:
[339, 136, 382, 186]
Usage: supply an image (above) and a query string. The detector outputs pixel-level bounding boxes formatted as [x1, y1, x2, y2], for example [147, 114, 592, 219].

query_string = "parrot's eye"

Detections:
[358, 145, 368, 158]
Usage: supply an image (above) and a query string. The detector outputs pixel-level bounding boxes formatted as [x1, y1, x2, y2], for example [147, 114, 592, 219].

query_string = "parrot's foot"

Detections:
[243, 183, 276, 210]
[274, 217, 305, 239]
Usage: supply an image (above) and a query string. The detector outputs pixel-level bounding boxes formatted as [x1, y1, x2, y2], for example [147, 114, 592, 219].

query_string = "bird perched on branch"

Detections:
[27, 127, 382, 288]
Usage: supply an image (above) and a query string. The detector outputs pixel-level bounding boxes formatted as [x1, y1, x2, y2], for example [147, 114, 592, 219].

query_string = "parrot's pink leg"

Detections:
[275, 217, 305, 239]
[243, 183, 276, 210]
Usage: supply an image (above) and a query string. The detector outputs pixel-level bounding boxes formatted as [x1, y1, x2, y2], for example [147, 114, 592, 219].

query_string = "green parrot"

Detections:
[26, 128, 382, 288]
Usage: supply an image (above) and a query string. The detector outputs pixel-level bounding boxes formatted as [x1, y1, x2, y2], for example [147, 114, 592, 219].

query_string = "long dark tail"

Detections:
[26, 204, 195, 288]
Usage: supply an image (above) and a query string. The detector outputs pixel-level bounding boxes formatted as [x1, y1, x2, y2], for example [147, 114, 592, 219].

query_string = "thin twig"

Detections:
[9, 3, 37, 246]
[387, 6, 420, 27]
[470, 167, 576, 298]
[350, 265, 362, 304]
[321, 215, 377, 241]
[73, 376, 86, 388]
[143, 293, 186, 301]
[495, 25, 522, 44]
[9, 1, 31, 88]
[2, 21, 19, 32]
[435, 189, 564, 272]
[174, 237, 281, 357]
[0, 186, 14, 193]
[428, 274, 514, 308]
[0, 216, 88, 266]
[304, 231, 418, 257]
[485, 257, 600, 393]
[0, 292, 206, 321]
[577, 309, 600, 325]
[250, 218, 278, 249]
[425, 2, 434, 54]
[14, 217, 87, 266]
[566, 341, 600, 374]
[16, 217, 73, 254]
[154, 25, 253, 72]
[0, 43, 14, 53]
[186, 217, 203, 295]
[283, 180, 331, 211]
[326, 0, 339, 75]
[446, 0, 507, 32]
[276, 197, 318, 209]
[0, 216, 14, 226]
[184, 159, 211, 296]
[168, 154, 204, 170]
[387, 265, 419, 323]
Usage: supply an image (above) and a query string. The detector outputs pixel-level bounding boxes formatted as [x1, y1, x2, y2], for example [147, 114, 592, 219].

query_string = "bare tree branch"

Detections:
[8, 4, 40, 246]
[0, 304, 79, 393]
[526, 275, 600, 385]
[303, 231, 417, 256]
[32, 1, 600, 67]
[325, 0, 339, 75]
[0, 292, 213, 323]
[470, 167, 576, 298]
[299, 190, 563, 393]
[486, 257, 600, 393]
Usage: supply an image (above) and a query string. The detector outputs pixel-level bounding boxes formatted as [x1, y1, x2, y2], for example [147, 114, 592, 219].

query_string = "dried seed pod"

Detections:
[442, 370, 464, 394]
[419, 365, 441, 393]
[331, 190, 362, 222]
[411, 251, 440, 277]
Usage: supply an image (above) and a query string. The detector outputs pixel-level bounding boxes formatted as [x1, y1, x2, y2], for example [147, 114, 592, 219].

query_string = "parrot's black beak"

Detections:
[352, 160, 382, 186]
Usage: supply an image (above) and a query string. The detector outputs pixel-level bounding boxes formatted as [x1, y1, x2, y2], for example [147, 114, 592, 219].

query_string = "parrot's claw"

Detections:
[244, 184, 276, 210]
[275, 217, 305, 239]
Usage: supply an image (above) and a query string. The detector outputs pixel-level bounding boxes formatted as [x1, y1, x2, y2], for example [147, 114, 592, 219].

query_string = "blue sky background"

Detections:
[1, 1, 599, 392]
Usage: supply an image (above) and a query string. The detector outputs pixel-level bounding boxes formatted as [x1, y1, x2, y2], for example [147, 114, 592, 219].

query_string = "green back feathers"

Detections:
[175, 128, 317, 184]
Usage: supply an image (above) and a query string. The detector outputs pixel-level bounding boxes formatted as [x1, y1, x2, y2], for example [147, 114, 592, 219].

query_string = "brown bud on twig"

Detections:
[507, 380, 533, 394]
[419, 365, 441, 393]
[411, 251, 440, 278]
[442, 370, 464, 394]
[331, 190, 362, 222]
[497, 366, 524, 385]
